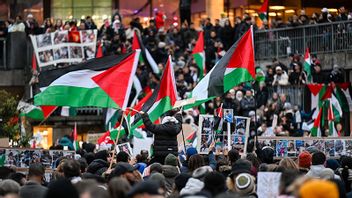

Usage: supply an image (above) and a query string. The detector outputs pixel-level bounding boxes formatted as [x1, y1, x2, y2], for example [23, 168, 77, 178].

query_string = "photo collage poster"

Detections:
[30, 30, 97, 68]
[116, 142, 133, 157]
[258, 138, 352, 158]
[197, 113, 250, 154]
[1, 148, 75, 169]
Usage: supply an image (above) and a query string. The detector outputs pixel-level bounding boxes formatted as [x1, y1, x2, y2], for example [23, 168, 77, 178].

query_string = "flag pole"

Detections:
[108, 110, 126, 170]
[179, 106, 187, 152]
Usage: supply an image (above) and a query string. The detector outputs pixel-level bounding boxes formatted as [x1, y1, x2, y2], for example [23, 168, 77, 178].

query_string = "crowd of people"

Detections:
[0, 142, 352, 198]
[0, 5, 351, 198]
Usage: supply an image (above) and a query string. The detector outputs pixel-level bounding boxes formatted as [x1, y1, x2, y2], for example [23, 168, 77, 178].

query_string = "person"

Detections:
[19, 163, 47, 198]
[141, 109, 182, 164]
[127, 180, 163, 198]
[108, 162, 139, 185]
[240, 90, 256, 117]
[108, 177, 131, 198]
[306, 151, 340, 179]
[272, 66, 289, 86]
[0, 179, 20, 197]
[62, 159, 82, 183]
[8, 15, 25, 32]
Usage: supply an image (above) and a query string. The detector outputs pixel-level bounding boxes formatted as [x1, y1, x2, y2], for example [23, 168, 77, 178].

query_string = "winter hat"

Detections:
[192, 166, 213, 180]
[95, 150, 109, 161]
[298, 152, 312, 169]
[164, 154, 178, 166]
[174, 173, 191, 191]
[326, 159, 340, 171]
[186, 147, 198, 157]
[149, 173, 166, 189]
[203, 172, 226, 196]
[179, 178, 204, 196]
[46, 179, 79, 198]
[234, 173, 255, 196]
[321, 8, 329, 13]
[299, 180, 338, 198]
[231, 159, 252, 176]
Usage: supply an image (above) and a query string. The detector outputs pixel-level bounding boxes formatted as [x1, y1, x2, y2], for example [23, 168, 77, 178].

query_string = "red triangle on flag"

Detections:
[32, 53, 37, 71]
[40, 106, 57, 119]
[92, 51, 140, 109]
[307, 84, 324, 96]
[337, 82, 351, 90]
[227, 27, 256, 79]
[321, 85, 333, 100]
[132, 31, 141, 50]
[96, 42, 103, 58]
[259, 0, 269, 13]
[155, 56, 177, 105]
[192, 31, 204, 54]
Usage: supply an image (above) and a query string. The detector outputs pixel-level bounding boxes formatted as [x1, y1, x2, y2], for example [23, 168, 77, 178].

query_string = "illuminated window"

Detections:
[51, 0, 112, 26]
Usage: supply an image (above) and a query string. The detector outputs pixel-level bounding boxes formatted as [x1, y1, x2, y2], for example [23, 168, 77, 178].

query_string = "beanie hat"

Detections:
[203, 172, 226, 195]
[299, 180, 338, 198]
[186, 147, 198, 157]
[164, 154, 178, 166]
[298, 152, 312, 169]
[192, 166, 213, 181]
[46, 179, 79, 198]
[231, 159, 252, 176]
[234, 173, 255, 196]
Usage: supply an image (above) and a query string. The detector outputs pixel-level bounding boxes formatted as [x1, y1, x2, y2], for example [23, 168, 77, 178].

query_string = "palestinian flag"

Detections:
[258, 0, 269, 22]
[307, 83, 325, 111]
[96, 42, 103, 58]
[311, 107, 323, 137]
[214, 105, 224, 134]
[329, 93, 342, 122]
[132, 31, 160, 74]
[106, 76, 142, 129]
[18, 101, 57, 121]
[192, 31, 206, 78]
[34, 51, 140, 108]
[97, 130, 114, 145]
[130, 55, 178, 135]
[61, 106, 76, 117]
[73, 122, 79, 151]
[190, 27, 255, 106]
[336, 82, 352, 112]
[304, 48, 312, 83]
[32, 53, 38, 72]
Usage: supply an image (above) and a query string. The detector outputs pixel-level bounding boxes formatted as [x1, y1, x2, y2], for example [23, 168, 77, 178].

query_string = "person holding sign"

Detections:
[141, 109, 182, 164]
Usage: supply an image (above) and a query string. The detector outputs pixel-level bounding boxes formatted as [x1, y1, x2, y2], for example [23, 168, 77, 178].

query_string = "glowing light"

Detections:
[285, 10, 295, 14]
[173, 22, 178, 26]
[270, 6, 285, 10]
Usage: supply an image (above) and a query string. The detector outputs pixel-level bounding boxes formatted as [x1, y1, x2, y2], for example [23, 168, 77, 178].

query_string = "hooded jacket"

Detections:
[142, 113, 182, 158]
[86, 159, 108, 176]
[162, 165, 180, 194]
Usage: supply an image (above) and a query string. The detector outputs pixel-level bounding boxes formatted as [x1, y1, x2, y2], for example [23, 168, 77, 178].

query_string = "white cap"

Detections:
[27, 14, 33, 18]
[321, 8, 328, 13]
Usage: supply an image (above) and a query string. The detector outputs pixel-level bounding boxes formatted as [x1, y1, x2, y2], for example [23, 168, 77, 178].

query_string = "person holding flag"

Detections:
[140, 108, 182, 164]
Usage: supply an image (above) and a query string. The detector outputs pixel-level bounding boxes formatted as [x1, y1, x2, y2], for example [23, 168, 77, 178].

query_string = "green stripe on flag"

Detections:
[224, 68, 254, 93]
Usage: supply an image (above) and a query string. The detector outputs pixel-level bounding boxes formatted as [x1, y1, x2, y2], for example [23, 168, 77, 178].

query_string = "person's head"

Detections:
[230, 159, 252, 180]
[116, 151, 130, 163]
[188, 154, 205, 172]
[75, 180, 109, 198]
[28, 163, 45, 183]
[149, 173, 167, 196]
[174, 173, 191, 192]
[62, 159, 81, 179]
[312, 152, 326, 165]
[164, 154, 178, 167]
[0, 179, 20, 196]
[339, 6, 346, 14]
[261, 147, 275, 164]
[235, 91, 243, 101]
[279, 169, 300, 195]
[210, 30, 217, 38]
[150, 163, 163, 174]
[78, 158, 88, 173]
[336, 123, 343, 131]
[203, 172, 226, 196]
[46, 179, 79, 198]
[108, 177, 131, 198]
[298, 151, 312, 169]
[127, 180, 163, 198]
[186, 147, 198, 159]
[275, 66, 283, 75]
[228, 149, 240, 165]
[314, 64, 321, 73]
[109, 162, 136, 185]
[95, 150, 109, 162]
[279, 158, 299, 170]
[326, 159, 340, 171]
[245, 90, 252, 98]
[8, 173, 26, 186]
[228, 173, 255, 195]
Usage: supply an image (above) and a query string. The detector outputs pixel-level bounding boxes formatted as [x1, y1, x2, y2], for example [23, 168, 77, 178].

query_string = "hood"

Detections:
[87, 159, 109, 175]
[162, 165, 180, 178]
[307, 165, 325, 178]
[180, 178, 204, 196]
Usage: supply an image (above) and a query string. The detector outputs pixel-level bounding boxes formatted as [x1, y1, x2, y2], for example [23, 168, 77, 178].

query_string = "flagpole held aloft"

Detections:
[108, 110, 126, 170]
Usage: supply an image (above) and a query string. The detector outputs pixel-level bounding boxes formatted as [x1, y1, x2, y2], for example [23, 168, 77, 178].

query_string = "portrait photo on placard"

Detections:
[116, 142, 133, 156]
[335, 140, 345, 157]
[325, 140, 335, 157]
[197, 115, 215, 153]
[36, 33, 52, 48]
[52, 31, 68, 44]
[276, 140, 288, 157]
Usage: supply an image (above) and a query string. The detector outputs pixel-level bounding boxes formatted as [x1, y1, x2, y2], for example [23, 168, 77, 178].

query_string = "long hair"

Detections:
[279, 158, 299, 170]
[188, 154, 205, 172]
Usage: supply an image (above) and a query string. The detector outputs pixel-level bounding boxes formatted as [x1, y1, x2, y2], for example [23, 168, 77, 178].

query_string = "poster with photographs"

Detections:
[295, 140, 304, 155]
[49, 150, 75, 169]
[325, 140, 335, 157]
[276, 140, 288, 157]
[230, 116, 250, 154]
[30, 30, 97, 67]
[116, 143, 133, 156]
[346, 140, 352, 156]
[335, 140, 345, 157]
[223, 109, 234, 123]
[197, 115, 216, 154]
[287, 140, 296, 157]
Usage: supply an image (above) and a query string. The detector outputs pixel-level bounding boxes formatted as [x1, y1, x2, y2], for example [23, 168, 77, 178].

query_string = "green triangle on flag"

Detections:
[258, 0, 269, 22]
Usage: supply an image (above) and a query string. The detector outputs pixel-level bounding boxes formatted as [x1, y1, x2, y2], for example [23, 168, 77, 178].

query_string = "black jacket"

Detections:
[142, 113, 182, 158]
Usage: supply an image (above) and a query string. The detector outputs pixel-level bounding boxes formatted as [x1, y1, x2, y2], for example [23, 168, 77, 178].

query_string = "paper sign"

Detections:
[174, 98, 196, 109]
[116, 142, 133, 156]
[257, 172, 281, 198]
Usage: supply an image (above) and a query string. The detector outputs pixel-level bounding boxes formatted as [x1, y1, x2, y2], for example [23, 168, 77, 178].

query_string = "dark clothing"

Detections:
[256, 87, 269, 108]
[86, 159, 109, 176]
[312, 72, 328, 83]
[240, 97, 256, 117]
[289, 72, 306, 85]
[19, 181, 47, 198]
[223, 98, 240, 115]
[142, 113, 182, 161]
[220, 25, 234, 50]
[179, 0, 191, 25]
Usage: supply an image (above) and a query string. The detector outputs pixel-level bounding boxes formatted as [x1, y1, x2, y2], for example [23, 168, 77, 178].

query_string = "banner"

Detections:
[1, 148, 75, 169]
[258, 137, 352, 158]
[30, 30, 97, 68]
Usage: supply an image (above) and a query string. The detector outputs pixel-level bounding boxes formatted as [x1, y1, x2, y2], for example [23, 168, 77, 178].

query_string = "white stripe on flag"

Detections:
[145, 48, 160, 74]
